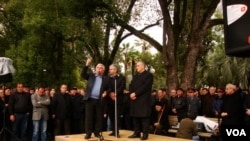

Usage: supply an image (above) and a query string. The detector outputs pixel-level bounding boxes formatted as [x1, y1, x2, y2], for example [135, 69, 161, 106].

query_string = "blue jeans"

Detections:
[11, 113, 28, 141]
[32, 118, 47, 141]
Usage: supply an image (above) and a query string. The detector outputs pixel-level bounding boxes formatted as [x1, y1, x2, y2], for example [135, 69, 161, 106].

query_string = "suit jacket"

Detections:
[31, 93, 50, 120]
[221, 92, 244, 125]
[81, 66, 109, 100]
[51, 92, 72, 119]
[107, 74, 126, 105]
[129, 70, 153, 117]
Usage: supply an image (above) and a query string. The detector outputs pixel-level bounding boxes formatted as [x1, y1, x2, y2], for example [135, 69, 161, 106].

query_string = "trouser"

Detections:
[85, 98, 102, 135]
[132, 117, 150, 136]
[54, 119, 70, 135]
[11, 113, 28, 141]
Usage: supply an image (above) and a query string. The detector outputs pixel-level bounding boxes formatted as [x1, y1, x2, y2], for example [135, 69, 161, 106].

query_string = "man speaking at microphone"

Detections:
[81, 58, 109, 139]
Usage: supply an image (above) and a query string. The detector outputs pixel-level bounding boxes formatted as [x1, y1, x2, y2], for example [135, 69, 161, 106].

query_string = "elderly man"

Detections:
[81, 59, 109, 139]
[221, 83, 244, 125]
[220, 83, 245, 140]
[128, 61, 153, 140]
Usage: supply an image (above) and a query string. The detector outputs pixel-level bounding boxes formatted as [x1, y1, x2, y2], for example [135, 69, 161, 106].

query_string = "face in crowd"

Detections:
[95, 63, 105, 76]
[136, 61, 146, 73]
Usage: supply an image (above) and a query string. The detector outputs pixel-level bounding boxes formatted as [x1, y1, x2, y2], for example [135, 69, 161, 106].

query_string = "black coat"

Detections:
[51, 92, 72, 119]
[221, 92, 244, 125]
[71, 93, 85, 119]
[107, 74, 126, 105]
[129, 70, 153, 117]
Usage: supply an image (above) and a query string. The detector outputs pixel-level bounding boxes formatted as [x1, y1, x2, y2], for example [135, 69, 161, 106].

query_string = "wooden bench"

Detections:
[167, 115, 220, 139]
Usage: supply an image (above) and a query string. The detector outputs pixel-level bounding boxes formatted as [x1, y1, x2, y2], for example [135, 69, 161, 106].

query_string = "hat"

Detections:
[217, 88, 224, 93]
[187, 87, 195, 93]
[154, 101, 164, 107]
[70, 87, 78, 90]
[176, 88, 184, 92]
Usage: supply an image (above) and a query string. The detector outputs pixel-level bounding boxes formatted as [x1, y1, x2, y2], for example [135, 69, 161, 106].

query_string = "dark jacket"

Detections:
[186, 96, 201, 120]
[71, 93, 85, 119]
[221, 92, 244, 125]
[150, 105, 169, 130]
[51, 92, 72, 119]
[129, 70, 153, 117]
[173, 96, 187, 121]
[244, 94, 250, 124]
[8, 91, 32, 115]
[81, 66, 109, 100]
[107, 74, 126, 105]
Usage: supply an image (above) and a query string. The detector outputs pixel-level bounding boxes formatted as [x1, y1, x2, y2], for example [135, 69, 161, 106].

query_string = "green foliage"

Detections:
[1, 0, 91, 89]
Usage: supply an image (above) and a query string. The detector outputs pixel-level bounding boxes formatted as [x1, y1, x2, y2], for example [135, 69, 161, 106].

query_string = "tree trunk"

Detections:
[180, 33, 203, 90]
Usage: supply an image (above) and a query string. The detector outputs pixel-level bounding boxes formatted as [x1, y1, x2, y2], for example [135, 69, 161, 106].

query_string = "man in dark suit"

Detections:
[51, 84, 72, 136]
[81, 59, 109, 139]
[107, 64, 126, 138]
[220, 83, 245, 140]
[128, 61, 153, 140]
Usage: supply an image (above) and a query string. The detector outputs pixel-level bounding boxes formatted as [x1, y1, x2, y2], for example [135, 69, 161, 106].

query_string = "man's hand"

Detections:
[154, 122, 160, 127]
[86, 58, 92, 66]
[172, 108, 177, 114]
[221, 112, 228, 117]
[109, 92, 116, 101]
[246, 109, 250, 116]
[10, 115, 15, 122]
[102, 91, 107, 98]
[130, 92, 136, 100]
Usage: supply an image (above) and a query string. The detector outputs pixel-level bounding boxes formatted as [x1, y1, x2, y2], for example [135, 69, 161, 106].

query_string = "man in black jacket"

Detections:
[8, 82, 32, 141]
[81, 58, 109, 139]
[70, 87, 85, 134]
[51, 84, 72, 136]
[107, 64, 126, 138]
[128, 61, 153, 140]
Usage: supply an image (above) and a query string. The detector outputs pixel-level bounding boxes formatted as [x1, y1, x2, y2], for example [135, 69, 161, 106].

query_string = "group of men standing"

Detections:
[81, 58, 153, 140]
[0, 58, 154, 141]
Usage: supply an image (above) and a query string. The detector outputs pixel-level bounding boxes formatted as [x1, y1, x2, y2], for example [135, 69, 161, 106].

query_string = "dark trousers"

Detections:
[11, 113, 28, 141]
[108, 104, 121, 134]
[132, 117, 150, 136]
[85, 99, 102, 135]
[71, 119, 84, 134]
[54, 119, 70, 135]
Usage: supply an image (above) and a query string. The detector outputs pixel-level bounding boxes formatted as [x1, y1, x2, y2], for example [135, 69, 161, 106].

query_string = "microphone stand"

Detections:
[114, 79, 118, 140]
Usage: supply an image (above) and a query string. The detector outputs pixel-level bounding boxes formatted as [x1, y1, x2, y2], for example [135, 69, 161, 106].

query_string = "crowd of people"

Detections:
[0, 59, 250, 141]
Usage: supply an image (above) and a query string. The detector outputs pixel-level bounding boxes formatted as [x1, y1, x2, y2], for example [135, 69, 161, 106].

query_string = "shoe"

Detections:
[85, 134, 91, 139]
[109, 132, 115, 136]
[94, 133, 101, 138]
[141, 134, 148, 140]
[128, 134, 140, 138]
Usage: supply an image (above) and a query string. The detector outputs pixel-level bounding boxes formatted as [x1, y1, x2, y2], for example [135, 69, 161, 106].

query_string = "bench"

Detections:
[168, 115, 220, 139]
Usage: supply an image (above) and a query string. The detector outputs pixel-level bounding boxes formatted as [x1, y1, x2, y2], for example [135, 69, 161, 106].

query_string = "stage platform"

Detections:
[55, 130, 192, 141]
